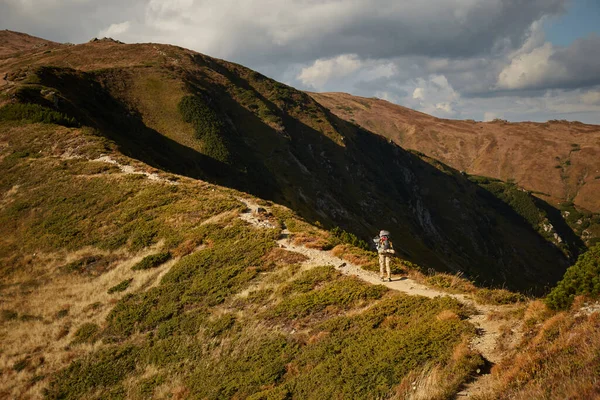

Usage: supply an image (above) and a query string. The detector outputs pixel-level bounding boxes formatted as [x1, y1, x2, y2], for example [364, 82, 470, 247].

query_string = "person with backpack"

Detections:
[374, 230, 395, 282]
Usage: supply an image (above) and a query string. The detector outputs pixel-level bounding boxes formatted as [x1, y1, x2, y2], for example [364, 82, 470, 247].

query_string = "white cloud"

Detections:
[298, 54, 363, 89]
[412, 87, 425, 100]
[581, 91, 600, 105]
[483, 112, 499, 122]
[497, 43, 565, 90]
[407, 75, 460, 117]
[497, 33, 600, 91]
[99, 21, 131, 37]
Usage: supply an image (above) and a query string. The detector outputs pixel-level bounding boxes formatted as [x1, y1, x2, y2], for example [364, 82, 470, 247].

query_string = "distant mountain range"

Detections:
[310, 92, 600, 214]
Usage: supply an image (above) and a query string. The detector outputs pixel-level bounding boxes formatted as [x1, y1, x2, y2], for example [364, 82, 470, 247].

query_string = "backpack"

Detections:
[379, 236, 391, 251]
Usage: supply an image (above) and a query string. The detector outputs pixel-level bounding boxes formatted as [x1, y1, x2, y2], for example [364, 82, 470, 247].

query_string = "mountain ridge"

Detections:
[309, 91, 600, 214]
[0, 32, 574, 291]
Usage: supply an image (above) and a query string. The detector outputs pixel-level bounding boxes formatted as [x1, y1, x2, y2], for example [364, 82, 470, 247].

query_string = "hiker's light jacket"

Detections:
[376, 237, 394, 254]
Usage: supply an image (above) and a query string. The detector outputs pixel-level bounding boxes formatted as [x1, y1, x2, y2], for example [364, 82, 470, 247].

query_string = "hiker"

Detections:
[374, 230, 395, 282]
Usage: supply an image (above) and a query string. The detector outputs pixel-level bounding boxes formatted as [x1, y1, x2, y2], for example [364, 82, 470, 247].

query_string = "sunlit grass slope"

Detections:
[1, 119, 482, 399]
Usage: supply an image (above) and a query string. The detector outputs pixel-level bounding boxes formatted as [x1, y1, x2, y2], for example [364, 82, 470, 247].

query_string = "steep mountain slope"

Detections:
[309, 92, 600, 215]
[0, 35, 572, 292]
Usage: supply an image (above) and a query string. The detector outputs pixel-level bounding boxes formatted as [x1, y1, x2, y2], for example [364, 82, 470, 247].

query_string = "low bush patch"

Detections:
[132, 251, 171, 270]
[107, 278, 133, 294]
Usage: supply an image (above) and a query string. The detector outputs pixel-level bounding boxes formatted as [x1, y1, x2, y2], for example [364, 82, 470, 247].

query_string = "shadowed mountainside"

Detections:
[309, 92, 600, 214]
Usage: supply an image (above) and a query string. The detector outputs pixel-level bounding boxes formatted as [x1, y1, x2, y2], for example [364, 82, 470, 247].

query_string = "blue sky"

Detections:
[544, 0, 600, 46]
[2, 0, 600, 123]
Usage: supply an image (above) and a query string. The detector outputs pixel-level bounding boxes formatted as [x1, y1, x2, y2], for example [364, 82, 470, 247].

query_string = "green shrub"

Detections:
[104, 284, 185, 340]
[271, 267, 388, 319]
[138, 375, 165, 398]
[187, 336, 297, 399]
[178, 95, 224, 139]
[13, 358, 30, 372]
[546, 244, 600, 310]
[482, 181, 542, 227]
[132, 251, 171, 270]
[177, 95, 231, 163]
[202, 130, 231, 164]
[329, 226, 370, 250]
[45, 345, 139, 399]
[129, 224, 159, 251]
[61, 255, 104, 274]
[72, 323, 101, 345]
[107, 278, 133, 294]
[1, 309, 18, 321]
[0, 103, 78, 127]
[205, 314, 236, 337]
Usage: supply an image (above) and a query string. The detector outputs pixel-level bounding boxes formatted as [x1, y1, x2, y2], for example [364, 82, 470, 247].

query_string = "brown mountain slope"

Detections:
[309, 92, 600, 213]
[0, 30, 60, 58]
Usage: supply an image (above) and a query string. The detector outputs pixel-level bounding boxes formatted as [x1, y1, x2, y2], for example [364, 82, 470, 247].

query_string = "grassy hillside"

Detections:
[1, 33, 599, 400]
[0, 39, 572, 292]
[465, 174, 590, 259]
[474, 299, 600, 399]
[0, 119, 486, 398]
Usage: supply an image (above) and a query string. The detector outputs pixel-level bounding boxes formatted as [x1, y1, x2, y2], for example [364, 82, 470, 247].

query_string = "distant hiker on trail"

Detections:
[374, 230, 395, 282]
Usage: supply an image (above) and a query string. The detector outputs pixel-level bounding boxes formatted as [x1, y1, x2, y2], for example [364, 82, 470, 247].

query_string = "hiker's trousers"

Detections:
[379, 253, 391, 279]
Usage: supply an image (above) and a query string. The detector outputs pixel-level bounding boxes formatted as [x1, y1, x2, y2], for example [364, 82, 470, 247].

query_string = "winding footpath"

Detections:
[239, 199, 522, 398]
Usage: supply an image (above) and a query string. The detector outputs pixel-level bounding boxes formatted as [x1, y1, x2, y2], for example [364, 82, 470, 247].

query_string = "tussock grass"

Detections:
[479, 309, 600, 399]
[404, 267, 527, 306]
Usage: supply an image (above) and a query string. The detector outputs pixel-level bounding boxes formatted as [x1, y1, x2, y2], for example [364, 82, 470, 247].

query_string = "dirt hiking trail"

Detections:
[239, 199, 523, 399]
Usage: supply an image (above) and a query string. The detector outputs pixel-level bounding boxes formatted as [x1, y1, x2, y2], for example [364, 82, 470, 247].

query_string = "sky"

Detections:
[2, 0, 600, 123]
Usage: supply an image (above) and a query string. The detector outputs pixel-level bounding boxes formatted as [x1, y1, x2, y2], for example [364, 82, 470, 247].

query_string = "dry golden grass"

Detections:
[495, 324, 517, 352]
[331, 244, 373, 266]
[486, 306, 526, 321]
[393, 338, 482, 400]
[436, 310, 460, 321]
[0, 242, 178, 399]
[523, 299, 552, 327]
[480, 309, 600, 399]
[262, 247, 309, 266]
[395, 364, 445, 400]
[291, 232, 330, 249]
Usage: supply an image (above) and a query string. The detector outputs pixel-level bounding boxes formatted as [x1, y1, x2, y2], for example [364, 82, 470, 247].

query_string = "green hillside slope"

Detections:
[0, 121, 484, 399]
[0, 39, 571, 292]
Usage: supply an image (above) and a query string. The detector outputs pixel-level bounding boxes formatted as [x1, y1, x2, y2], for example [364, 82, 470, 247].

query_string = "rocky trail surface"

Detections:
[239, 198, 523, 399]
